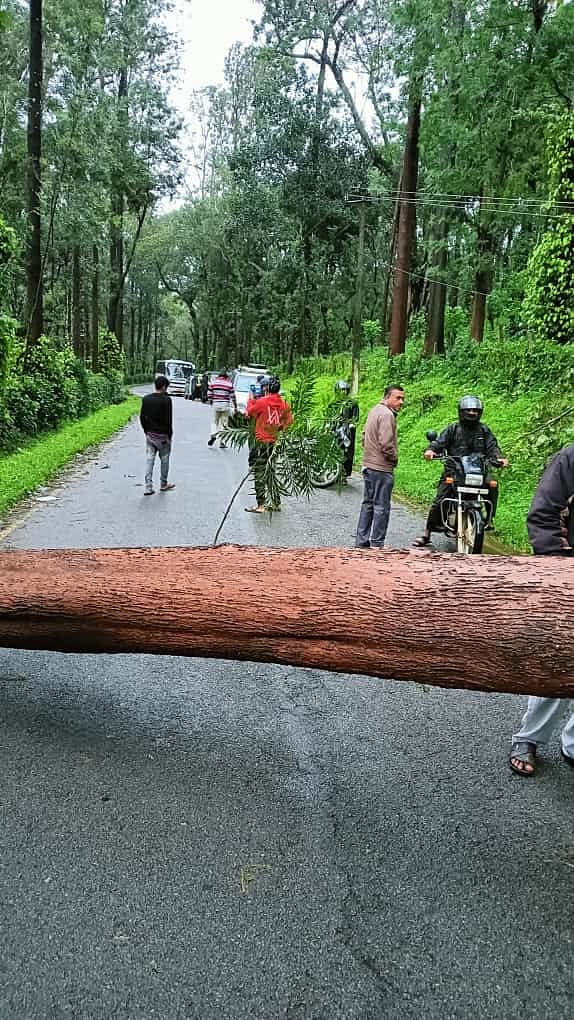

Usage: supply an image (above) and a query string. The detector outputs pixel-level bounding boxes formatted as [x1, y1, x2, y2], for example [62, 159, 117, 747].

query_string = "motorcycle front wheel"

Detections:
[457, 507, 485, 554]
[312, 465, 342, 488]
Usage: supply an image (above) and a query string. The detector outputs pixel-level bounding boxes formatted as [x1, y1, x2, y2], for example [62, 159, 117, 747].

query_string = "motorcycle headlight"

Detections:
[464, 472, 483, 486]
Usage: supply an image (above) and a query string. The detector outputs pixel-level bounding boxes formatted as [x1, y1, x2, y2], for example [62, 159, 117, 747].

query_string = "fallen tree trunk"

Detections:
[0, 546, 572, 697]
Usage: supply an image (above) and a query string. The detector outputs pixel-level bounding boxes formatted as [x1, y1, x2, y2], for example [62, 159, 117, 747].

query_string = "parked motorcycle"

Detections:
[312, 420, 353, 488]
[425, 429, 501, 554]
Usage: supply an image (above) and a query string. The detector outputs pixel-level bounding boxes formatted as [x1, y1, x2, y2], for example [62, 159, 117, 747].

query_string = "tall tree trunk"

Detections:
[91, 245, 99, 372]
[424, 218, 448, 357]
[1, 546, 574, 699]
[470, 222, 494, 343]
[389, 92, 421, 356]
[470, 270, 492, 343]
[351, 202, 366, 396]
[71, 244, 82, 355]
[107, 67, 128, 345]
[25, 0, 43, 348]
[380, 183, 402, 342]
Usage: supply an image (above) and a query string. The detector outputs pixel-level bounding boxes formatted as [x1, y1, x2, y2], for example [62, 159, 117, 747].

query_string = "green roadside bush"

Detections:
[0, 325, 127, 453]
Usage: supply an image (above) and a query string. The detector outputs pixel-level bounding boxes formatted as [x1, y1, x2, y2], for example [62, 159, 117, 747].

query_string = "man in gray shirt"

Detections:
[355, 385, 405, 549]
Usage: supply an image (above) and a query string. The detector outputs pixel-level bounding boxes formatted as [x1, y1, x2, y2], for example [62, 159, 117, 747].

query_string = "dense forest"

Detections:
[1, 0, 573, 388]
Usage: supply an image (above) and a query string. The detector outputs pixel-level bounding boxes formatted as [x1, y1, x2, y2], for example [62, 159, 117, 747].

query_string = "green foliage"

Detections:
[0, 397, 139, 517]
[97, 330, 126, 380]
[524, 114, 574, 345]
[289, 333, 574, 551]
[220, 360, 343, 505]
[362, 319, 381, 347]
[0, 330, 128, 452]
[0, 313, 18, 388]
[523, 221, 574, 344]
[0, 213, 18, 305]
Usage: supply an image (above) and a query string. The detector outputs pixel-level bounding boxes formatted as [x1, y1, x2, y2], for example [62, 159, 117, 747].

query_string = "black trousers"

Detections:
[343, 426, 356, 477]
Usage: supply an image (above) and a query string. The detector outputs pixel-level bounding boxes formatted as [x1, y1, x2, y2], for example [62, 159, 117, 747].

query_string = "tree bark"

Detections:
[351, 201, 366, 396]
[107, 67, 128, 344]
[25, 0, 43, 348]
[91, 244, 99, 372]
[424, 218, 448, 357]
[71, 244, 82, 355]
[0, 546, 572, 698]
[389, 92, 421, 356]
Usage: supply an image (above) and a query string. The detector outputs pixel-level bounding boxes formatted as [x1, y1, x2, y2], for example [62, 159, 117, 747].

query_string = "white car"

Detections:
[233, 367, 268, 414]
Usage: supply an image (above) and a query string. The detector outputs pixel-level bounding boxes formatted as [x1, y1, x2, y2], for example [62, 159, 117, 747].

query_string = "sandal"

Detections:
[160, 483, 176, 491]
[509, 741, 536, 776]
[244, 506, 266, 514]
[412, 534, 431, 547]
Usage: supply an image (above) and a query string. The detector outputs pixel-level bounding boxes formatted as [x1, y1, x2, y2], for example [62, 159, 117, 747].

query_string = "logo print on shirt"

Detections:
[267, 407, 282, 426]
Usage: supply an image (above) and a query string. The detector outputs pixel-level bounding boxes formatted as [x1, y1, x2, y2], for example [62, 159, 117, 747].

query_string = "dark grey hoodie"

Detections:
[527, 444, 574, 556]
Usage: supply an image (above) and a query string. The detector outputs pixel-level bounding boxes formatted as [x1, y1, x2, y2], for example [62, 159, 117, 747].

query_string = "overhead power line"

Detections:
[346, 190, 574, 219]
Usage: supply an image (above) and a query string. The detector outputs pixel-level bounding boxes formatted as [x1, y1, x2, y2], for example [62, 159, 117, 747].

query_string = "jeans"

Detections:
[355, 468, 394, 548]
[513, 697, 574, 758]
[145, 437, 171, 492]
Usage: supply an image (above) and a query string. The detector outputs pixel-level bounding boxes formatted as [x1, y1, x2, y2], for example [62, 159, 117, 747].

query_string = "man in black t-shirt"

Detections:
[140, 375, 175, 495]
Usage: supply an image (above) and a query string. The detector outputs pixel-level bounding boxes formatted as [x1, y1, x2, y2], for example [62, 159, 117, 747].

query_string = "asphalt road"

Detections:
[0, 392, 572, 1020]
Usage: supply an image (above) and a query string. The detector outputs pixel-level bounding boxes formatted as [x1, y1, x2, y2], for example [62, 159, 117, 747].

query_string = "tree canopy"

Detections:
[1, 0, 573, 377]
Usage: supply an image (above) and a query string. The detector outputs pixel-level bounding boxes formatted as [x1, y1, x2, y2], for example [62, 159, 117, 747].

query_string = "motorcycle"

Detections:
[312, 420, 354, 488]
[425, 429, 501, 554]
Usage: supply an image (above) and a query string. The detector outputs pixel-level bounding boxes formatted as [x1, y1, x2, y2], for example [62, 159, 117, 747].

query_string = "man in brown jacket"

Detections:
[355, 385, 405, 549]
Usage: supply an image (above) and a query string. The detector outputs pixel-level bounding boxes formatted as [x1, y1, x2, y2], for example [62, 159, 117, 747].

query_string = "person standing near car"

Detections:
[244, 376, 293, 513]
[207, 369, 237, 448]
[355, 385, 405, 548]
[509, 444, 574, 777]
[140, 375, 175, 495]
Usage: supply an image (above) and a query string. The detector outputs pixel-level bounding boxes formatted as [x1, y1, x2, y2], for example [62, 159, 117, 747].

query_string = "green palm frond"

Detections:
[218, 367, 345, 502]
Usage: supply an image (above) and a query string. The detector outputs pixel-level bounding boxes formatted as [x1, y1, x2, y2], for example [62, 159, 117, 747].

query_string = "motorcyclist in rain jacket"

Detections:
[413, 395, 508, 547]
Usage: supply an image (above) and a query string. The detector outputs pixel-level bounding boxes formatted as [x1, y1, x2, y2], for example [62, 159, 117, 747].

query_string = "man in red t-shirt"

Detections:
[244, 376, 293, 513]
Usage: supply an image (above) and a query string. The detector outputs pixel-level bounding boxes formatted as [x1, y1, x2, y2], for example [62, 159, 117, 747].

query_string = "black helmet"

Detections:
[268, 375, 281, 394]
[335, 379, 351, 393]
[458, 394, 483, 425]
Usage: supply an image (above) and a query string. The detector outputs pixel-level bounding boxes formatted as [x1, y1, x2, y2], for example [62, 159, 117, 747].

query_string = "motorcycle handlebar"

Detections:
[427, 451, 504, 467]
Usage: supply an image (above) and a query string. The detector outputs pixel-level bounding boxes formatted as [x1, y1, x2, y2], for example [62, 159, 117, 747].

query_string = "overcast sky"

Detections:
[167, 0, 261, 99]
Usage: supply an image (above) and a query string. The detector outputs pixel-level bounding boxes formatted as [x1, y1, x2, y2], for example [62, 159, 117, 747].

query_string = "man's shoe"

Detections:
[207, 436, 215, 446]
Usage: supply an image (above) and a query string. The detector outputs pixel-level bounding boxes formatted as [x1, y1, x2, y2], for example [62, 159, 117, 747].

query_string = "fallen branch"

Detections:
[0, 546, 572, 697]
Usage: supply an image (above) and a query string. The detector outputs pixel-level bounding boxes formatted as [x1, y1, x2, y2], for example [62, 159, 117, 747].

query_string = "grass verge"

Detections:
[0, 396, 139, 518]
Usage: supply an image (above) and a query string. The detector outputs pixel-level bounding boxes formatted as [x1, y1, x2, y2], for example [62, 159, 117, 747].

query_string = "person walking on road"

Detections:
[355, 385, 405, 549]
[207, 370, 237, 448]
[140, 375, 176, 495]
[509, 444, 574, 776]
[244, 376, 293, 514]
